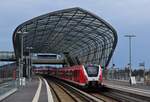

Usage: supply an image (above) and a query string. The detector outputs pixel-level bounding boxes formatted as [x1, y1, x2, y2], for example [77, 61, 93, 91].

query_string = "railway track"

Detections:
[98, 86, 150, 102]
[47, 80, 77, 102]
[40, 74, 150, 102]
[45, 76, 150, 102]
[46, 77, 105, 102]
[91, 93, 117, 102]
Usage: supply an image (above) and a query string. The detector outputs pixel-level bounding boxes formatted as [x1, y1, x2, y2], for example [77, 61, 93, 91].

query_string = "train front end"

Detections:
[83, 64, 103, 87]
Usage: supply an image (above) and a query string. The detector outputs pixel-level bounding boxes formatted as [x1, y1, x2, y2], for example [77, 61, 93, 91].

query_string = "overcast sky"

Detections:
[0, 0, 150, 68]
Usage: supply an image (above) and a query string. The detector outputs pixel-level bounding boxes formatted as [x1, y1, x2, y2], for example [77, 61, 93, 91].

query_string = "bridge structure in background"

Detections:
[0, 51, 16, 61]
[32, 58, 65, 64]
[0, 51, 65, 64]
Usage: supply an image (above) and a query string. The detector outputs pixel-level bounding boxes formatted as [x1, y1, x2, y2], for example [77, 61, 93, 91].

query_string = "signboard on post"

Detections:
[139, 62, 145, 70]
[131, 76, 136, 85]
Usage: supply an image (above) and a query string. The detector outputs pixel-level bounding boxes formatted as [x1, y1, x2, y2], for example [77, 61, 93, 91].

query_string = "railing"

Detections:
[105, 68, 150, 86]
[0, 63, 17, 98]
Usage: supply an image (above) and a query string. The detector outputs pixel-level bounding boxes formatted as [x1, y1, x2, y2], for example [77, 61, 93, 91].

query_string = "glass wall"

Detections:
[0, 63, 17, 96]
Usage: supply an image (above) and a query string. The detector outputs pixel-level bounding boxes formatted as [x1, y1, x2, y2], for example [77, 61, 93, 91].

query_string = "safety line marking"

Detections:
[32, 77, 42, 102]
[43, 78, 54, 102]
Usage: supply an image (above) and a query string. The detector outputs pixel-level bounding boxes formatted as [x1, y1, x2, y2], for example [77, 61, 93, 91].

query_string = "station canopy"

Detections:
[13, 7, 117, 67]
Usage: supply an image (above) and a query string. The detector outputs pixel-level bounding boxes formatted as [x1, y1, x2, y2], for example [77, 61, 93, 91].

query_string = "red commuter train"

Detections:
[34, 64, 103, 87]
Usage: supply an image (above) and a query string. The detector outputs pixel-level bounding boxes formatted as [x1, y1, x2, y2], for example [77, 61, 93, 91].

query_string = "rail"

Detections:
[46, 77, 104, 102]
[101, 85, 150, 102]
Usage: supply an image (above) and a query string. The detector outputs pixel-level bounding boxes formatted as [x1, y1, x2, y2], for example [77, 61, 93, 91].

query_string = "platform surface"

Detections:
[103, 79, 150, 97]
[103, 79, 150, 90]
[2, 76, 53, 102]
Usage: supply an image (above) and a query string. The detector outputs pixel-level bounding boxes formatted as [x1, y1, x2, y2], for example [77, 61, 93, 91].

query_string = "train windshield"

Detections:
[84, 65, 99, 77]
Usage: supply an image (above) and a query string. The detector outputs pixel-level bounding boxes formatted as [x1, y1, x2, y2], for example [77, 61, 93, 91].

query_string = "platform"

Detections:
[103, 79, 150, 90]
[103, 80, 150, 97]
[1, 76, 53, 102]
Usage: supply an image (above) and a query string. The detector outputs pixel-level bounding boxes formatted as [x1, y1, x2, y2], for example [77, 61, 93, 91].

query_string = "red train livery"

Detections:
[34, 64, 103, 87]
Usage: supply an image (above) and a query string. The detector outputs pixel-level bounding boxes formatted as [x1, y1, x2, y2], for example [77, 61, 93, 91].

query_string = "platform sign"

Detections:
[139, 62, 145, 70]
[22, 77, 26, 86]
[130, 76, 136, 85]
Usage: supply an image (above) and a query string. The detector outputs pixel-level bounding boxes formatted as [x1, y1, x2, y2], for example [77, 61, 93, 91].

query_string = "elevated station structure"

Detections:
[0, 51, 64, 64]
[13, 7, 117, 67]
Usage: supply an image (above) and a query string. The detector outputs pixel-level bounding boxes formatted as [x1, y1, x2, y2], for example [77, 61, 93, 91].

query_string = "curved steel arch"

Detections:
[13, 7, 118, 67]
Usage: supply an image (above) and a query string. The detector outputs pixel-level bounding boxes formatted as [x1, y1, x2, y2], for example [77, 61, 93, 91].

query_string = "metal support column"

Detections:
[124, 34, 136, 84]
[17, 31, 28, 86]
[26, 47, 33, 81]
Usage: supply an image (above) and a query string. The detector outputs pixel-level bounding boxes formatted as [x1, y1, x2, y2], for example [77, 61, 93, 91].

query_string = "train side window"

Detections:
[75, 71, 77, 81]
[77, 70, 80, 82]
